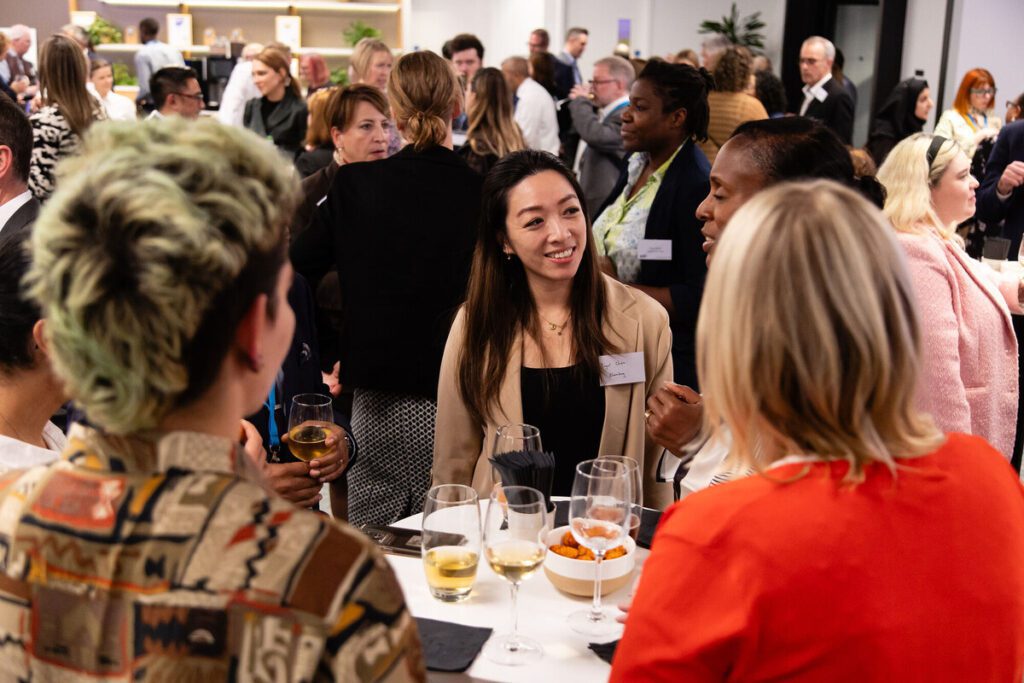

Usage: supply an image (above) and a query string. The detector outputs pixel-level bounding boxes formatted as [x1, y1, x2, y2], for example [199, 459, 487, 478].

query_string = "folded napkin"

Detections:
[415, 617, 493, 673]
[554, 501, 662, 549]
[588, 639, 619, 664]
[489, 449, 556, 509]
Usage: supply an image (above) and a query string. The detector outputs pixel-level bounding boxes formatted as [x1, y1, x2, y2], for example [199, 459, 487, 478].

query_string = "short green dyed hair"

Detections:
[26, 118, 300, 433]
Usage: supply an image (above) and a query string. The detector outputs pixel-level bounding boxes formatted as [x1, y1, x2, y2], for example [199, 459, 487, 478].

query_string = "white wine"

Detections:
[288, 421, 332, 462]
[486, 540, 546, 583]
[423, 546, 479, 602]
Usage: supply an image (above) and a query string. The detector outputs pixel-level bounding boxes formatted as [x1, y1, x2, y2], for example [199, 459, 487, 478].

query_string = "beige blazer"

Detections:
[431, 276, 674, 510]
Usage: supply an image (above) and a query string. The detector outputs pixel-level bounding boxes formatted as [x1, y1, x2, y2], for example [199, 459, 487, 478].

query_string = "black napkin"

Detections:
[415, 617, 492, 673]
[554, 500, 662, 549]
[588, 639, 619, 664]
[983, 236, 1011, 260]
[489, 449, 556, 509]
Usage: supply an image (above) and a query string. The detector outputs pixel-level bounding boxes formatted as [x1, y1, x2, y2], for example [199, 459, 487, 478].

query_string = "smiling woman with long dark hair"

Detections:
[432, 151, 673, 507]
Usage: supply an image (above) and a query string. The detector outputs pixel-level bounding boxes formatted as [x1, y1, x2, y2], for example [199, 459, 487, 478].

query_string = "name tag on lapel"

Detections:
[638, 239, 672, 261]
[599, 352, 645, 386]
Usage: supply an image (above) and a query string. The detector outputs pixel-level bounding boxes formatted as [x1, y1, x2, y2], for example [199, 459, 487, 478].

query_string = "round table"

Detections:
[388, 511, 648, 682]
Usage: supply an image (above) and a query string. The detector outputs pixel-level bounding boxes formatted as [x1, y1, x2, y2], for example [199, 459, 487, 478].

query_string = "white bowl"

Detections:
[542, 524, 636, 597]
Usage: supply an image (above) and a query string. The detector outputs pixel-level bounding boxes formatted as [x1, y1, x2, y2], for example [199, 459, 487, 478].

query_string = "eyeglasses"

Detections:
[970, 88, 995, 96]
[589, 78, 617, 85]
[1007, 100, 1022, 109]
[175, 91, 204, 102]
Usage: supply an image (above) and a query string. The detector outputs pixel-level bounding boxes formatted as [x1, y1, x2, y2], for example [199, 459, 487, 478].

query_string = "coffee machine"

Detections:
[199, 56, 236, 111]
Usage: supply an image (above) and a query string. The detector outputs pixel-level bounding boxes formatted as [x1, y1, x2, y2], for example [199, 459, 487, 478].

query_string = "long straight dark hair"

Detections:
[458, 151, 613, 426]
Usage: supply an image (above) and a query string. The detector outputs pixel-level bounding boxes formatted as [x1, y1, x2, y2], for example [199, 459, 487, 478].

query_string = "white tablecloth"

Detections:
[387, 512, 648, 682]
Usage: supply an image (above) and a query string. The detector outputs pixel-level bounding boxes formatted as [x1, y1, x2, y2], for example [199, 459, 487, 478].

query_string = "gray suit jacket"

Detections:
[568, 97, 628, 218]
[0, 196, 40, 238]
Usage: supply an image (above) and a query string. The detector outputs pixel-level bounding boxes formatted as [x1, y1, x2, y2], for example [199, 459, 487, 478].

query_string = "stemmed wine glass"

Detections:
[596, 456, 642, 540]
[493, 424, 543, 458]
[482, 485, 551, 665]
[288, 393, 335, 462]
[567, 458, 632, 637]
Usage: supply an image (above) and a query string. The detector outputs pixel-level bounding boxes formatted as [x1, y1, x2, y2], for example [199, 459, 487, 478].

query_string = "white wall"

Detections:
[405, 0, 546, 68]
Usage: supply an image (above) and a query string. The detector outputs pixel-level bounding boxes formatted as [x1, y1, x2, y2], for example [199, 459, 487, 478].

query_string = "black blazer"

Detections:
[0, 195, 40, 238]
[243, 90, 308, 159]
[802, 77, 854, 145]
[978, 120, 1024, 257]
[601, 139, 711, 389]
[290, 145, 482, 400]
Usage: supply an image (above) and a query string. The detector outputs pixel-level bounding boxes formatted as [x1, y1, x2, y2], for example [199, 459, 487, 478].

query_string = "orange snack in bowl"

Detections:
[549, 544, 579, 559]
[561, 531, 579, 549]
[605, 545, 627, 560]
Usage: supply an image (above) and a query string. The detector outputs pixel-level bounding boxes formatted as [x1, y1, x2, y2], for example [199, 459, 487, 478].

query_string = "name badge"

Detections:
[638, 239, 672, 261]
[599, 352, 646, 386]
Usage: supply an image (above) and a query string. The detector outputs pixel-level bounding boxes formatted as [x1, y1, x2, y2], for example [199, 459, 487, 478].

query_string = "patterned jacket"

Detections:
[0, 425, 424, 681]
[28, 104, 106, 202]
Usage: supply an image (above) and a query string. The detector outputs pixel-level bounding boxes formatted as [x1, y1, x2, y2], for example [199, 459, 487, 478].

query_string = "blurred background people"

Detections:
[935, 68, 1002, 162]
[299, 52, 331, 98]
[460, 67, 525, 175]
[753, 68, 787, 118]
[558, 27, 589, 86]
[613, 180, 1024, 681]
[291, 51, 481, 526]
[88, 58, 136, 122]
[148, 66, 204, 120]
[878, 133, 1021, 459]
[295, 86, 336, 177]
[592, 61, 713, 388]
[865, 76, 932, 166]
[1, 25, 39, 101]
[217, 41, 263, 127]
[349, 38, 393, 92]
[699, 34, 731, 72]
[796, 36, 854, 144]
[567, 55, 634, 216]
[28, 34, 105, 201]
[700, 46, 767, 165]
[133, 17, 184, 109]
[245, 47, 308, 159]
[502, 56, 559, 154]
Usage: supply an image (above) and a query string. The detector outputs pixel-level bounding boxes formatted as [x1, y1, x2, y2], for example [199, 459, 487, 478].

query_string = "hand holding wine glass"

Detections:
[288, 393, 337, 463]
[482, 485, 551, 665]
[567, 458, 632, 636]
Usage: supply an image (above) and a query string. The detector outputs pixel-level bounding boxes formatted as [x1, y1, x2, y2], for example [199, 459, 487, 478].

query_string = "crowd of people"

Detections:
[0, 13, 1023, 680]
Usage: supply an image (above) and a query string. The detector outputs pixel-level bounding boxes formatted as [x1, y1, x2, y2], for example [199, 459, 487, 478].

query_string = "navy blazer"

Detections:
[978, 120, 1024, 258]
[246, 273, 354, 465]
[600, 139, 711, 389]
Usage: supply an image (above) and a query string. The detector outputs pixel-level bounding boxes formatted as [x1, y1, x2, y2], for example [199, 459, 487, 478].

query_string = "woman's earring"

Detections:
[505, 252, 512, 261]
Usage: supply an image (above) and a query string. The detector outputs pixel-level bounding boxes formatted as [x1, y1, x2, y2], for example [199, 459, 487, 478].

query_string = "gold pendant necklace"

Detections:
[540, 315, 570, 336]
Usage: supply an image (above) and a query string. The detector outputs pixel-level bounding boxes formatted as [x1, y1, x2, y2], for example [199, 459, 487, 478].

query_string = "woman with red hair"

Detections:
[935, 68, 1002, 160]
[299, 53, 331, 98]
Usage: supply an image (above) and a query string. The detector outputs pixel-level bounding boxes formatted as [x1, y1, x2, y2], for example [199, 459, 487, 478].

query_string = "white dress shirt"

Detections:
[0, 190, 32, 234]
[99, 89, 138, 122]
[799, 73, 833, 116]
[0, 421, 65, 475]
[514, 77, 560, 155]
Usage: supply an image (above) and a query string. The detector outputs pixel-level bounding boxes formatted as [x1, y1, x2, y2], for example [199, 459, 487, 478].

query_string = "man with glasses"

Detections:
[567, 56, 635, 215]
[795, 36, 853, 144]
[148, 66, 204, 120]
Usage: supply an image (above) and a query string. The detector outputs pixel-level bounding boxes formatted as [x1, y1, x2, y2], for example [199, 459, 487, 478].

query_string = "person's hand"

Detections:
[974, 127, 999, 146]
[646, 382, 703, 455]
[239, 419, 267, 470]
[598, 255, 618, 279]
[9, 77, 26, 95]
[997, 161, 1024, 196]
[306, 427, 349, 484]
[322, 361, 342, 397]
[262, 460, 323, 508]
[569, 84, 590, 100]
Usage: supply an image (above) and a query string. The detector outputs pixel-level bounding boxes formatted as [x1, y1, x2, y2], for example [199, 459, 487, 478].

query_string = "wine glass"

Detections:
[422, 484, 481, 602]
[493, 424, 543, 458]
[596, 456, 642, 541]
[287, 393, 335, 462]
[567, 458, 632, 637]
[482, 485, 551, 665]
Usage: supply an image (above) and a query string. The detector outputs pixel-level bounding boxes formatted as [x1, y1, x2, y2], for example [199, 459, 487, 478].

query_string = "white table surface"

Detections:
[387, 512, 647, 683]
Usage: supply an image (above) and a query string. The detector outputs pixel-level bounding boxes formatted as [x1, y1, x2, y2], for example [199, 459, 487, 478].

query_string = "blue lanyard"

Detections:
[264, 383, 280, 448]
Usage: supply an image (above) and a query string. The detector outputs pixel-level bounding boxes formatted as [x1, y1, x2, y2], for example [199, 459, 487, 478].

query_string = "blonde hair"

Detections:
[387, 50, 462, 151]
[698, 180, 942, 481]
[467, 67, 525, 158]
[38, 34, 103, 137]
[25, 119, 300, 434]
[877, 132, 961, 239]
[349, 37, 391, 84]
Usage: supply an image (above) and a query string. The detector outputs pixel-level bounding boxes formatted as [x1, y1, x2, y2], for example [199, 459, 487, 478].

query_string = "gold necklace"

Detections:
[540, 314, 570, 336]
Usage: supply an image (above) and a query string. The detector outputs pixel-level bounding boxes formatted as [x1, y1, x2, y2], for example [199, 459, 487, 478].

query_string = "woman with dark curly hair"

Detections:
[699, 47, 767, 164]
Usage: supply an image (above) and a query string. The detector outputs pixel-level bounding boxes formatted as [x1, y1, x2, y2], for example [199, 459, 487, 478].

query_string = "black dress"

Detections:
[521, 365, 606, 496]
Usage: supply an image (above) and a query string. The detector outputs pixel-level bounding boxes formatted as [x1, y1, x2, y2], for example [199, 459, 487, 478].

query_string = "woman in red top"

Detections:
[611, 180, 1024, 682]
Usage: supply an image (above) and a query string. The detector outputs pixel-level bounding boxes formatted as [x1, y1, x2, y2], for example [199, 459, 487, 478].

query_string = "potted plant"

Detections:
[699, 3, 766, 50]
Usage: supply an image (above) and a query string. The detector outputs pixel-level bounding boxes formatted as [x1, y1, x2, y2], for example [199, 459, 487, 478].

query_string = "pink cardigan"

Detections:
[898, 232, 1020, 458]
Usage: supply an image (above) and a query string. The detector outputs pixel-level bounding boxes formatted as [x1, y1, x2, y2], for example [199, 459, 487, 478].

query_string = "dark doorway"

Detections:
[781, 0, 908, 147]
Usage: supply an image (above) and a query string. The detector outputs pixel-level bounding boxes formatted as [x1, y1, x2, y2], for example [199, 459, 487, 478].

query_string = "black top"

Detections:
[521, 365, 605, 496]
[243, 90, 308, 160]
[295, 144, 335, 179]
[457, 144, 498, 176]
[290, 144, 482, 399]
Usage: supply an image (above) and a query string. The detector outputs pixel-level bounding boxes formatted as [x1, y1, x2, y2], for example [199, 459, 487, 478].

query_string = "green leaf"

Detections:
[342, 20, 382, 47]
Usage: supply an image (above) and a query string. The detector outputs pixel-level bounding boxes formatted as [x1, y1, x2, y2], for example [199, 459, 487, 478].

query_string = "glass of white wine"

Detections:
[422, 484, 481, 602]
[567, 458, 632, 637]
[482, 485, 550, 666]
[287, 393, 335, 462]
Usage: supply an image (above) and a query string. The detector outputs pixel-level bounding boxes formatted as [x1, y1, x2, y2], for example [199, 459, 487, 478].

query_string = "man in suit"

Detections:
[0, 96, 36, 237]
[147, 66, 204, 120]
[502, 56, 560, 155]
[568, 56, 634, 216]
[796, 36, 854, 144]
[977, 120, 1024, 258]
[529, 28, 573, 100]
[0, 25, 38, 101]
